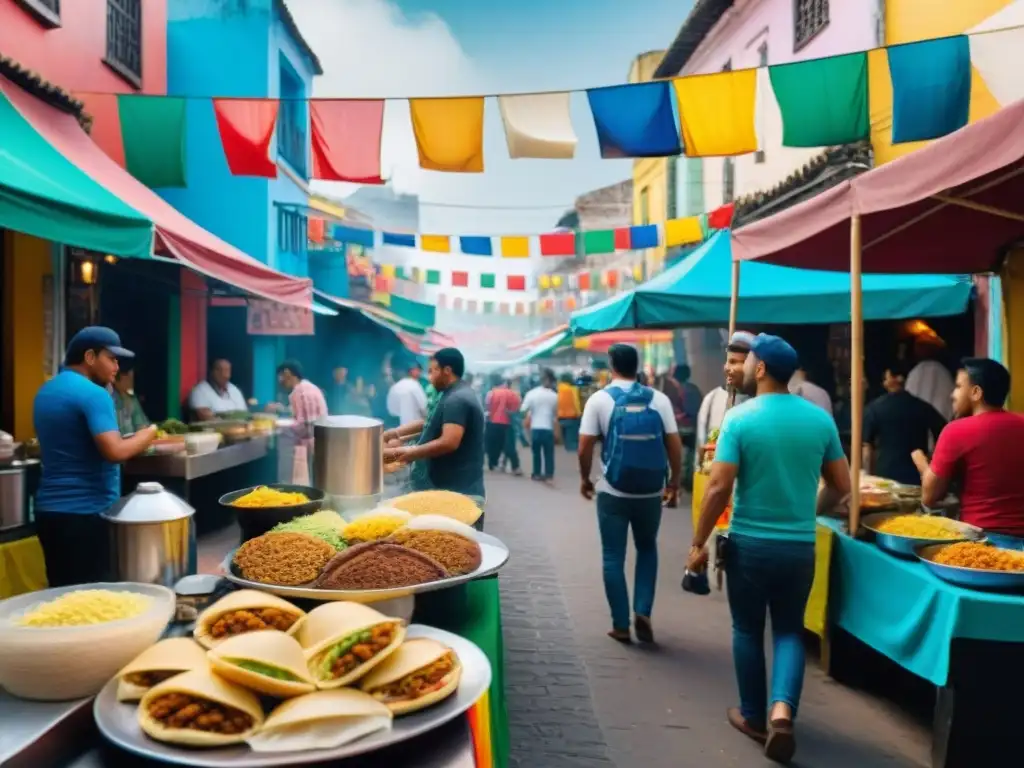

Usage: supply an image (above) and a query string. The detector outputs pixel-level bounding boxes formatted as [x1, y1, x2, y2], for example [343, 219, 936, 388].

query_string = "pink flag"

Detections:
[310, 100, 385, 184]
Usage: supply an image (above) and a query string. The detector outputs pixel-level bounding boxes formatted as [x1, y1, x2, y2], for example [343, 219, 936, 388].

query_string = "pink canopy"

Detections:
[1, 76, 312, 307]
[731, 99, 1024, 275]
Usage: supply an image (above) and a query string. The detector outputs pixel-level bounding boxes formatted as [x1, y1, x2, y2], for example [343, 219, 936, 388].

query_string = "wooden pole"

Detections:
[729, 259, 740, 338]
[849, 214, 864, 535]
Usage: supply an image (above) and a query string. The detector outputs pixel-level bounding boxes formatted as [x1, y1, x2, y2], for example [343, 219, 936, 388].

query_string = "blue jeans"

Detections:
[531, 428, 554, 478]
[559, 418, 580, 452]
[596, 492, 662, 630]
[726, 533, 815, 726]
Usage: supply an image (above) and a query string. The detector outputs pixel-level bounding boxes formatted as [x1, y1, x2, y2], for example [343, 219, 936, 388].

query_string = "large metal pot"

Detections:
[102, 482, 196, 587]
[313, 415, 383, 513]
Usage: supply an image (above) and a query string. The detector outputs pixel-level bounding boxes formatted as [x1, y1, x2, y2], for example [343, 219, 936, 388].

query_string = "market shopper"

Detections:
[863, 362, 946, 485]
[557, 372, 582, 452]
[695, 331, 754, 464]
[688, 333, 850, 763]
[522, 369, 560, 482]
[788, 365, 833, 415]
[111, 363, 149, 436]
[913, 358, 1024, 542]
[906, 335, 955, 421]
[578, 344, 682, 645]
[33, 327, 157, 587]
[387, 359, 428, 427]
[484, 376, 521, 474]
[189, 358, 248, 420]
[275, 360, 328, 455]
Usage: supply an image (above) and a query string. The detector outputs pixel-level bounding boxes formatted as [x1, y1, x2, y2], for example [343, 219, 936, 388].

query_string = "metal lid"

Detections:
[314, 415, 382, 429]
[101, 481, 196, 524]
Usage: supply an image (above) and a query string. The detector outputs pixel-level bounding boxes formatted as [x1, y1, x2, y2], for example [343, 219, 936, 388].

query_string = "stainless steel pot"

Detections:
[313, 415, 383, 511]
[102, 482, 196, 587]
[0, 464, 27, 530]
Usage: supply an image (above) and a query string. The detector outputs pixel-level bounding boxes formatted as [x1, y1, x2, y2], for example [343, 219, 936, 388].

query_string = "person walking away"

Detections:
[863, 361, 946, 485]
[696, 332, 754, 470]
[689, 334, 851, 763]
[557, 373, 582, 452]
[387, 359, 428, 427]
[34, 327, 157, 586]
[523, 370, 560, 482]
[484, 376, 521, 474]
[578, 344, 682, 644]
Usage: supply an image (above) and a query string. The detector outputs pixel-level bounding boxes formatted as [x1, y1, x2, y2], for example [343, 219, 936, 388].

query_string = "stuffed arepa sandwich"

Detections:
[207, 630, 316, 698]
[116, 637, 208, 702]
[297, 602, 405, 688]
[359, 638, 462, 715]
[138, 668, 264, 747]
[246, 688, 393, 753]
[195, 590, 305, 649]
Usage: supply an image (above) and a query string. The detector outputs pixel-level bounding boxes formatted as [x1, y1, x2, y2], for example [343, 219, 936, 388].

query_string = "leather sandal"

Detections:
[727, 707, 767, 745]
[765, 718, 796, 763]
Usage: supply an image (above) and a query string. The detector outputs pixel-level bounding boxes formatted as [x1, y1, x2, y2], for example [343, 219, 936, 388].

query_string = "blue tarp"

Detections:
[570, 230, 971, 334]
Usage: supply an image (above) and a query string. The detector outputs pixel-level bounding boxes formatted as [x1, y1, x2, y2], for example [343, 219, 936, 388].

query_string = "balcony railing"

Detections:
[105, 0, 142, 87]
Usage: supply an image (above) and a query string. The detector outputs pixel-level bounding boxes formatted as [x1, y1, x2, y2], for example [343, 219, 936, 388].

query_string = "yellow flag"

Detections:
[381, 264, 396, 278]
[552, 274, 563, 288]
[409, 97, 485, 172]
[420, 234, 450, 253]
[539, 274, 551, 289]
[674, 69, 758, 157]
[664, 217, 703, 247]
[500, 236, 530, 258]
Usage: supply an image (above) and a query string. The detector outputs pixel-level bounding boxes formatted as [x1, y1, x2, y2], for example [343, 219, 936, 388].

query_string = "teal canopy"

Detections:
[570, 231, 971, 334]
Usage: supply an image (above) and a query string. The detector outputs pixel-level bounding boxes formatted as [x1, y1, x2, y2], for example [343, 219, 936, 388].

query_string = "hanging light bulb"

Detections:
[80, 259, 96, 285]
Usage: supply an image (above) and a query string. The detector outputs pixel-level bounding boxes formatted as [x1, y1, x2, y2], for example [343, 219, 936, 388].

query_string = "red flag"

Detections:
[613, 228, 630, 250]
[310, 100, 385, 184]
[578, 271, 591, 291]
[605, 270, 619, 289]
[539, 232, 575, 256]
[374, 275, 391, 292]
[451, 270, 469, 287]
[709, 203, 735, 230]
[308, 217, 326, 244]
[507, 275, 526, 291]
[213, 99, 279, 177]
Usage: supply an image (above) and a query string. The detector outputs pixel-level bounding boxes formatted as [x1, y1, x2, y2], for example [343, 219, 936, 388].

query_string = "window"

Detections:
[722, 158, 735, 204]
[278, 210, 307, 255]
[666, 158, 678, 219]
[755, 42, 768, 164]
[105, 0, 142, 87]
[278, 59, 307, 176]
[794, 0, 829, 51]
[639, 187, 650, 225]
[16, 0, 60, 28]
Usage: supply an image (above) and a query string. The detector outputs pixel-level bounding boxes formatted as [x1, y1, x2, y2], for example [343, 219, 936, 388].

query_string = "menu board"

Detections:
[246, 300, 314, 336]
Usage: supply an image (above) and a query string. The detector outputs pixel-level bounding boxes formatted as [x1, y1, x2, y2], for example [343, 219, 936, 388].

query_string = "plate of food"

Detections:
[93, 616, 490, 767]
[861, 512, 984, 558]
[916, 541, 1024, 590]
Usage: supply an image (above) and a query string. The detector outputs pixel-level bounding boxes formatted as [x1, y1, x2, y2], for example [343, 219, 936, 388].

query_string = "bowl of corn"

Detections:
[860, 512, 984, 559]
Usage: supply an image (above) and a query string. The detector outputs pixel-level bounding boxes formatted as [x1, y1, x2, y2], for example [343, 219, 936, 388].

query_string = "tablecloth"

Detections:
[820, 517, 1024, 685]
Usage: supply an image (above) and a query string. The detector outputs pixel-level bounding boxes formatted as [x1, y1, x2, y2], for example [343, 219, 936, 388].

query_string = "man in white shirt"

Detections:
[578, 344, 682, 645]
[906, 337, 954, 421]
[522, 370, 560, 482]
[387, 361, 428, 427]
[696, 331, 754, 465]
[189, 359, 248, 420]
[789, 367, 833, 416]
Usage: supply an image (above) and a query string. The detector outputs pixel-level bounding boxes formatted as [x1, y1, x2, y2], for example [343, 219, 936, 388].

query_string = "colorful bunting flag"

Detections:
[578, 272, 591, 291]
[539, 274, 552, 290]
[308, 217, 326, 244]
[629, 224, 659, 249]
[500, 236, 530, 258]
[483, 301, 495, 314]
[453, 297, 463, 310]
[480, 273, 496, 289]
[117, 95, 187, 187]
[452, 270, 469, 287]
[664, 217, 703, 247]
[459, 236, 492, 256]
[467, 300, 478, 313]
[583, 229, 615, 255]
[411, 266, 422, 283]
[426, 269, 441, 285]
[564, 296, 577, 311]
[498, 92, 578, 159]
[390, 294, 436, 328]
[613, 228, 630, 250]
[968, 10, 1024, 107]
[395, 266, 407, 280]
[769, 52, 870, 147]
[539, 232, 575, 256]
[551, 275, 563, 288]
[310, 100, 385, 184]
[333, 225, 375, 248]
[409, 97, 485, 172]
[632, 264, 644, 282]
[499, 302, 510, 315]
[605, 270, 619, 289]
[382, 232, 415, 247]
[515, 302, 525, 315]
[381, 264, 396, 278]
[674, 69, 758, 157]
[586, 81, 681, 159]
[420, 234, 451, 253]
[708, 203, 734, 230]
[507, 275, 526, 291]
[888, 36, 971, 144]
[213, 99, 279, 177]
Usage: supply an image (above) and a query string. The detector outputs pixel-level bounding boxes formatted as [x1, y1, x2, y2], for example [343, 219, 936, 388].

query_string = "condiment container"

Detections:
[103, 482, 196, 588]
[313, 415, 383, 512]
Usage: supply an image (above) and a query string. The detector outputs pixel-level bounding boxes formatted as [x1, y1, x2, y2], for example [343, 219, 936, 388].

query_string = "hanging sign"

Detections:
[246, 300, 314, 336]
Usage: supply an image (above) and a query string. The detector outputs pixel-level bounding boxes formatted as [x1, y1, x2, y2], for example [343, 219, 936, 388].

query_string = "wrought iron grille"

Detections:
[794, 0, 829, 51]
[106, 0, 142, 85]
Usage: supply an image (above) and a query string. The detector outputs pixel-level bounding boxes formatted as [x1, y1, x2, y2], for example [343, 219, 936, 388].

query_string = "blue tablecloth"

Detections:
[820, 517, 1024, 685]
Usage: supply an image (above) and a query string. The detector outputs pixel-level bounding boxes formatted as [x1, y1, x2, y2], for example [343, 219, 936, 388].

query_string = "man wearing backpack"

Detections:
[578, 344, 683, 644]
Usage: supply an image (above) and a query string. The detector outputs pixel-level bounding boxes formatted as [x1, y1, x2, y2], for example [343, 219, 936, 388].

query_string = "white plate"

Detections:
[93, 625, 491, 767]
[220, 532, 509, 604]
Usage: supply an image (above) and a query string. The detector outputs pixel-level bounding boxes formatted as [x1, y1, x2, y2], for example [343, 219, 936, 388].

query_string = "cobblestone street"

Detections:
[483, 454, 934, 768]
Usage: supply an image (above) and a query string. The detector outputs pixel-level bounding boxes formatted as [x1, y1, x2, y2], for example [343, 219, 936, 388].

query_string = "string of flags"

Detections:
[85, 29, 1023, 188]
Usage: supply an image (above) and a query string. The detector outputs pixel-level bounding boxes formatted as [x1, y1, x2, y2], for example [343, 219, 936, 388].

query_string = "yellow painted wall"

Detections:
[1, 232, 52, 440]
[870, 0, 1012, 165]
[629, 51, 668, 275]
[1002, 252, 1024, 412]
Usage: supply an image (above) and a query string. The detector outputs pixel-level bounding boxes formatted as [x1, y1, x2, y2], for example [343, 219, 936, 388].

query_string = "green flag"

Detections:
[390, 294, 436, 328]
[483, 301, 494, 314]
[769, 52, 869, 148]
[583, 229, 615, 255]
[426, 269, 441, 285]
[117, 95, 187, 187]
[480, 273, 496, 289]
[395, 266, 407, 280]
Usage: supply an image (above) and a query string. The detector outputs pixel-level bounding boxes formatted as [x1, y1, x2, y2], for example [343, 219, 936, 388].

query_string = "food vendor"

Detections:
[32, 327, 157, 586]
[111, 363, 150, 435]
[189, 358, 248, 421]
[913, 358, 1024, 543]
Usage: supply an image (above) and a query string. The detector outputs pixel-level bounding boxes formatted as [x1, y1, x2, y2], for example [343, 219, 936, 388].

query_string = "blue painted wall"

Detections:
[162, 0, 318, 405]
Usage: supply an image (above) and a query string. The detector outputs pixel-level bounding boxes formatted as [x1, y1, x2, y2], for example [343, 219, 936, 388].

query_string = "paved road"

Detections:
[483, 451, 933, 768]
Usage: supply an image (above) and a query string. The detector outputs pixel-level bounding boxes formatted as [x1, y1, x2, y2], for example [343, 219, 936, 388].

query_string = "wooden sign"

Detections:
[246, 300, 314, 336]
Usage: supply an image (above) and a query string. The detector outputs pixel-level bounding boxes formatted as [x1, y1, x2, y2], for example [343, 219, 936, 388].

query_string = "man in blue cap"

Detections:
[688, 334, 851, 763]
[33, 327, 157, 586]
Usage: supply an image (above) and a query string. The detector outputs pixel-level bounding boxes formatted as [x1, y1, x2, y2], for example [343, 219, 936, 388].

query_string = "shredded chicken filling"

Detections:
[209, 607, 298, 638]
[318, 623, 398, 679]
[147, 693, 254, 735]
[373, 653, 455, 701]
[124, 670, 180, 688]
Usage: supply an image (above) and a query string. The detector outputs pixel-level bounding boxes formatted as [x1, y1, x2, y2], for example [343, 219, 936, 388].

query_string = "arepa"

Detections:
[297, 602, 406, 688]
[116, 637, 208, 702]
[207, 630, 316, 698]
[194, 590, 305, 649]
[247, 689, 393, 753]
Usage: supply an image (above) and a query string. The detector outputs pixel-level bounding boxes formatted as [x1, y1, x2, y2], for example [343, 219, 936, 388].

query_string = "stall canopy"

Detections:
[474, 330, 572, 372]
[0, 84, 152, 259]
[570, 231, 971, 334]
[1, 76, 312, 307]
[731, 98, 1024, 274]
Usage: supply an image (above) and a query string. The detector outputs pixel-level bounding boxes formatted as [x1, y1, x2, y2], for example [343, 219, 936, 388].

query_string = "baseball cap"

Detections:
[65, 326, 134, 363]
[726, 330, 755, 352]
[750, 333, 798, 383]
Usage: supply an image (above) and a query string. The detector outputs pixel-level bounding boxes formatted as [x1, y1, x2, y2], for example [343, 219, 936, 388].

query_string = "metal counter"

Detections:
[123, 436, 270, 481]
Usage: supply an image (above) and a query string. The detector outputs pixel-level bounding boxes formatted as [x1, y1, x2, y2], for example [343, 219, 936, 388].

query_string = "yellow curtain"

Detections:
[500, 236, 530, 258]
[673, 69, 758, 157]
[409, 97, 485, 173]
[420, 235, 450, 253]
[664, 217, 703, 247]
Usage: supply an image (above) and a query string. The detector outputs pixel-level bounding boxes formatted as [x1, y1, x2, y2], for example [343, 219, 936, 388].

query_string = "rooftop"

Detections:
[653, 0, 735, 78]
[278, 0, 324, 76]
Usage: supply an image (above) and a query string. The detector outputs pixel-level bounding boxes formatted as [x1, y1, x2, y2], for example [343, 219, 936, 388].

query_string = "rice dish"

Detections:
[17, 589, 152, 627]
[234, 533, 336, 586]
[232, 486, 310, 508]
[874, 515, 965, 540]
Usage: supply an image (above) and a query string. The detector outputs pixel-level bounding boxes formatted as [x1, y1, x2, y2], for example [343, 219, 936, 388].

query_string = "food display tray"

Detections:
[93, 625, 491, 767]
[860, 511, 984, 559]
[916, 543, 1024, 591]
[220, 532, 509, 603]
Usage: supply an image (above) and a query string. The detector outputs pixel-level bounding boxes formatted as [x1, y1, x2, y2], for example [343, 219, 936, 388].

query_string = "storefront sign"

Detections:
[246, 300, 314, 336]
